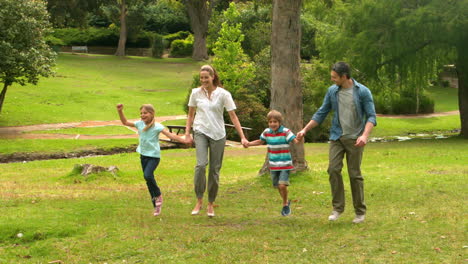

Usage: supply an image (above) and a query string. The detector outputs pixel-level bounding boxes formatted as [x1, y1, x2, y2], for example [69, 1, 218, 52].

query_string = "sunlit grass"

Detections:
[0, 53, 201, 126]
[0, 139, 466, 263]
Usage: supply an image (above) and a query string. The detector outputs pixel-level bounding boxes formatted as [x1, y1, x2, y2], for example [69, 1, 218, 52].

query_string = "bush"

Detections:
[301, 59, 333, 142]
[418, 95, 435, 114]
[126, 31, 153, 48]
[152, 34, 164, 58]
[163, 31, 191, 49]
[169, 36, 193, 57]
[144, 1, 190, 34]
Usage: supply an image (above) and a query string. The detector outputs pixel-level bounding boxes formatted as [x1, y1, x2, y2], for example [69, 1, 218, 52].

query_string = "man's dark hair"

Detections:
[332, 62, 351, 79]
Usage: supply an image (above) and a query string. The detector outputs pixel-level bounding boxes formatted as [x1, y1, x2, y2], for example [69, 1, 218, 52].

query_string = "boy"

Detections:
[247, 110, 300, 216]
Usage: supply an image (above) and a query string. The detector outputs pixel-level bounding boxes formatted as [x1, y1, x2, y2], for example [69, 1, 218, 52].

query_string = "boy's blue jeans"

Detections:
[140, 155, 161, 207]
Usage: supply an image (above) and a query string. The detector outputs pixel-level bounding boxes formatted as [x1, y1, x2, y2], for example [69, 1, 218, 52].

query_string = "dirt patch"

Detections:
[0, 142, 183, 163]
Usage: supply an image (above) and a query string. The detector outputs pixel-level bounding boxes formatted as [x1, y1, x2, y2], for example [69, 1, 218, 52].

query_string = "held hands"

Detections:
[296, 130, 306, 141]
[241, 138, 249, 148]
[184, 134, 194, 146]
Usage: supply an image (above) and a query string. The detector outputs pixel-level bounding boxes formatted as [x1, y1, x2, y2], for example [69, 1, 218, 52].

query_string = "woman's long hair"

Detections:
[200, 65, 222, 87]
[140, 104, 156, 131]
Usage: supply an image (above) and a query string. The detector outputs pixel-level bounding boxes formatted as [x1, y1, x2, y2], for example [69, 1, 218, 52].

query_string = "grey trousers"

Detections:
[194, 131, 226, 203]
[328, 137, 366, 215]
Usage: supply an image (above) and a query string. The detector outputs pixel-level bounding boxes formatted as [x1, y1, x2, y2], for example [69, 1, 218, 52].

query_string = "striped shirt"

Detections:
[260, 126, 296, 171]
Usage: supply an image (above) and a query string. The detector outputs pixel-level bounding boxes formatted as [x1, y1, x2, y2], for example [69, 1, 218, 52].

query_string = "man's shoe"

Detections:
[352, 214, 365, 224]
[281, 200, 291, 216]
[328, 211, 341, 221]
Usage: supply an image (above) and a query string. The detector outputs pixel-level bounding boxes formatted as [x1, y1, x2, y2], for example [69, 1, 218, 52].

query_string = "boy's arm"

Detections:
[292, 137, 301, 144]
[116, 104, 135, 127]
[247, 139, 265, 147]
[161, 129, 187, 144]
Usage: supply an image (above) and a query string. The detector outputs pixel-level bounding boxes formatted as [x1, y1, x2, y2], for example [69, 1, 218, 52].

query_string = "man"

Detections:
[297, 62, 377, 223]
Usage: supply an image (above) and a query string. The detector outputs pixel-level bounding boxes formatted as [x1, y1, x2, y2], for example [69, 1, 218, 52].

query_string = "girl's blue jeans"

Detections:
[140, 155, 161, 207]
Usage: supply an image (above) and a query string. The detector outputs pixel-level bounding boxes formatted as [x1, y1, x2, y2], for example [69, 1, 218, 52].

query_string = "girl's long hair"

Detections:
[140, 104, 156, 131]
[200, 65, 222, 87]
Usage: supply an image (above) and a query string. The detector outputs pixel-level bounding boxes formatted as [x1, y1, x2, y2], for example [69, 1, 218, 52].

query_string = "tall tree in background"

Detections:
[47, 0, 108, 28]
[184, 0, 215, 60]
[314, 0, 468, 138]
[115, 0, 128, 56]
[0, 0, 56, 114]
[270, 0, 307, 171]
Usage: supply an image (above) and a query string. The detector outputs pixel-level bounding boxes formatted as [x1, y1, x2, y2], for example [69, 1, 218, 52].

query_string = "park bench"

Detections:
[162, 124, 252, 146]
[71, 46, 88, 53]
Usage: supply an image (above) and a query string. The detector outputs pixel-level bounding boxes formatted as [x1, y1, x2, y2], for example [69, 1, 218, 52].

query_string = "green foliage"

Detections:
[52, 27, 118, 46]
[152, 34, 164, 58]
[169, 35, 194, 57]
[300, 13, 319, 61]
[212, 3, 255, 96]
[0, 0, 56, 89]
[301, 59, 333, 141]
[312, 0, 467, 114]
[163, 31, 191, 49]
[51, 27, 161, 48]
[208, 2, 272, 59]
[211, 3, 266, 139]
[144, 0, 190, 34]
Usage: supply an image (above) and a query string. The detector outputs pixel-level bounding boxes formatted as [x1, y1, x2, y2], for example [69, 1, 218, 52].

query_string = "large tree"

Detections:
[47, 0, 108, 28]
[314, 0, 468, 138]
[115, 0, 128, 56]
[0, 0, 56, 114]
[270, 0, 307, 171]
[183, 0, 215, 60]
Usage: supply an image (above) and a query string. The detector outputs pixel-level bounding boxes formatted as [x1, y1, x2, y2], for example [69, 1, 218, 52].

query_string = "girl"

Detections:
[185, 65, 249, 217]
[117, 103, 186, 216]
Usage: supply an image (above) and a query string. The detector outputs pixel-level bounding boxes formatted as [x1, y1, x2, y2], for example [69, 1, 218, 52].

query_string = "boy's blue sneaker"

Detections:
[281, 200, 291, 216]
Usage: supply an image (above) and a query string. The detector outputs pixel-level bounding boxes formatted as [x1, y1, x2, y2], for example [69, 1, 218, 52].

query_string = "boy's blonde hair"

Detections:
[267, 110, 283, 124]
[140, 104, 156, 131]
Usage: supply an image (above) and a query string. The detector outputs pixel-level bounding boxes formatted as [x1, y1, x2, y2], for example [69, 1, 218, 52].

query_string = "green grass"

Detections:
[0, 53, 201, 126]
[0, 139, 466, 263]
[426, 86, 459, 112]
[25, 126, 135, 135]
[373, 115, 461, 138]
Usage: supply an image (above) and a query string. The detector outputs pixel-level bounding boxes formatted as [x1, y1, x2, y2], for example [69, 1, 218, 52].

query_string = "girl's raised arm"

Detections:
[116, 104, 135, 127]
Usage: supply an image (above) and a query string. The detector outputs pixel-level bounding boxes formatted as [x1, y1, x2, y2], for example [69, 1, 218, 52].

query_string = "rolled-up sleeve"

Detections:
[312, 90, 332, 124]
[362, 89, 377, 126]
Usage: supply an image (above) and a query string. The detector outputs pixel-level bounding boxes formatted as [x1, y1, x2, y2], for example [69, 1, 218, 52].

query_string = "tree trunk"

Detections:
[456, 41, 468, 139]
[185, 0, 213, 61]
[115, 0, 127, 57]
[264, 0, 307, 173]
[0, 82, 9, 114]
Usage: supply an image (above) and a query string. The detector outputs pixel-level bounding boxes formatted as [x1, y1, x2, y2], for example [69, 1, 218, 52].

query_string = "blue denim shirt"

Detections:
[311, 79, 377, 141]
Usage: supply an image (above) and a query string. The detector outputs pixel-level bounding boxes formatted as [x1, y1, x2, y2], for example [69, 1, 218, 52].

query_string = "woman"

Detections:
[185, 65, 248, 217]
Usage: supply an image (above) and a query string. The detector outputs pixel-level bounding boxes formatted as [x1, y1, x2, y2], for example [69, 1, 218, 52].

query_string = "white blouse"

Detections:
[188, 87, 236, 140]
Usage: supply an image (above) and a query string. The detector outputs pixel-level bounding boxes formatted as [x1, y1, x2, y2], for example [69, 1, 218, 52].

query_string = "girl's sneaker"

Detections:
[153, 195, 163, 216]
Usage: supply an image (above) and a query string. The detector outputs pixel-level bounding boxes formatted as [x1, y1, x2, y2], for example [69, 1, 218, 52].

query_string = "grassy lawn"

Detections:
[0, 54, 466, 263]
[0, 53, 201, 126]
[425, 86, 459, 112]
[0, 139, 466, 263]
[24, 126, 135, 135]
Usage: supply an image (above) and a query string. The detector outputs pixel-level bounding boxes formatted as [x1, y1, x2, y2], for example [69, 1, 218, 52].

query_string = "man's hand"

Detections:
[355, 135, 368, 147]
